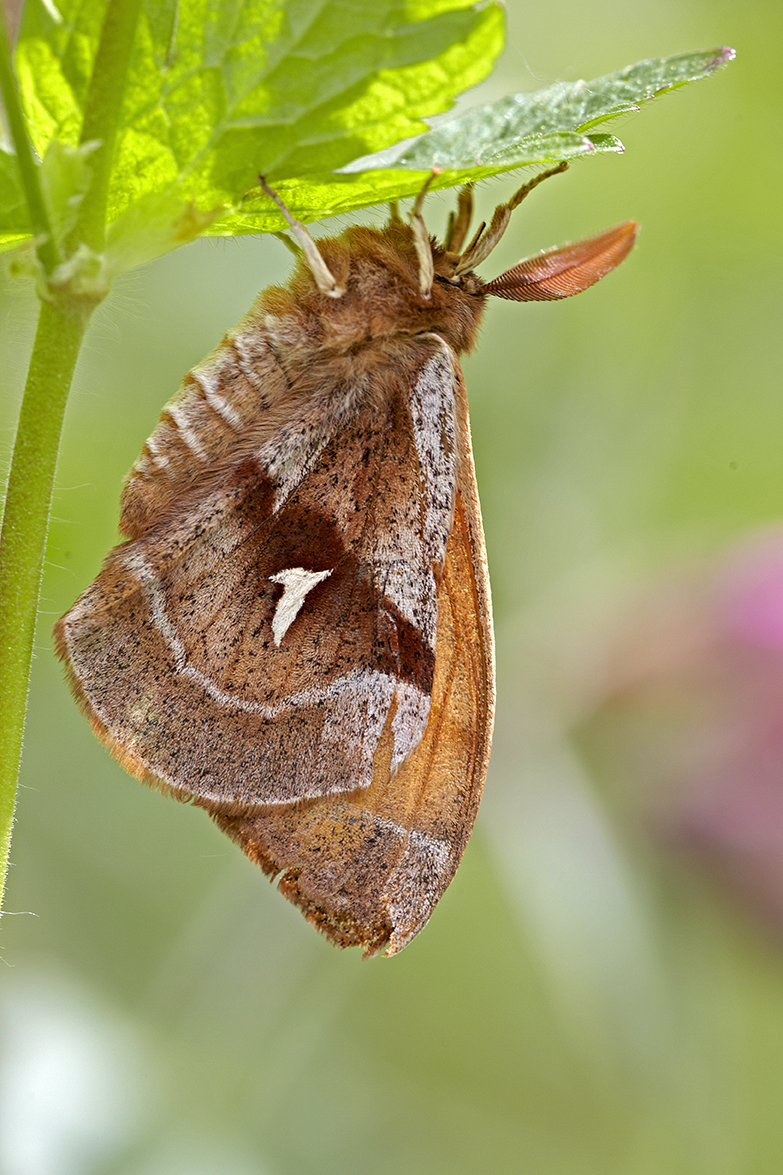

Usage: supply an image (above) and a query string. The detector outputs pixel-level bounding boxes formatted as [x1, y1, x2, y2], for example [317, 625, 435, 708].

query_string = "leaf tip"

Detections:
[711, 46, 736, 69]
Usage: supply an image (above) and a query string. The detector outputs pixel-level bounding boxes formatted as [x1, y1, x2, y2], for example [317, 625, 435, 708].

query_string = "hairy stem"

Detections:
[0, 297, 92, 911]
[0, 0, 144, 916]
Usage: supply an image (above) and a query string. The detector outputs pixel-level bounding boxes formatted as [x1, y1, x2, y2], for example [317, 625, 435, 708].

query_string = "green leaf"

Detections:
[190, 45, 738, 236]
[0, 145, 30, 249]
[104, 191, 223, 275]
[347, 47, 736, 173]
[0, 138, 99, 267]
[207, 133, 624, 237]
[208, 47, 735, 235]
[0, 1, 734, 268]
[9, 0, 503, 243]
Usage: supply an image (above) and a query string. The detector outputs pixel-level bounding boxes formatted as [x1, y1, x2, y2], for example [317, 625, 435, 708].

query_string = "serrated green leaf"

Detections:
[207, 46, 734, 235]
[351, 47, 736, 172]
[0, 7, 734, 270]
[208, 133, 624, 236]
[13, 0, 503, 227]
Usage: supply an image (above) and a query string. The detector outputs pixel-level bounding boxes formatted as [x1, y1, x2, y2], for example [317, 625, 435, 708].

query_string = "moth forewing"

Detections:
[210, 341, 494, 957]
[56, 345, 455, 815]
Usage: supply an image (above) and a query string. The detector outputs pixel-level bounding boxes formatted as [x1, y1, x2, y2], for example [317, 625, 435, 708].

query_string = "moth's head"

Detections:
[262, 169, 638, 356]
[344, 220, 491, 355]
[338, 166, 637, 354]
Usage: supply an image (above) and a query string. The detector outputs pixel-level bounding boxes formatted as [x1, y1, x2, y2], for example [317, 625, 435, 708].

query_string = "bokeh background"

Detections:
[2, 1, 782, 1172]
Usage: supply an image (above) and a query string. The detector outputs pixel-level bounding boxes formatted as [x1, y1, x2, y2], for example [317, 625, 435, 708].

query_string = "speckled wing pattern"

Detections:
[56, 326, 494, 953]
[215, 351, 494, 956]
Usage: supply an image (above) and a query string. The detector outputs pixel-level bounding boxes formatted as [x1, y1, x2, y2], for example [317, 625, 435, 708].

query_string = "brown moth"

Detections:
[55, 165, 637, 956]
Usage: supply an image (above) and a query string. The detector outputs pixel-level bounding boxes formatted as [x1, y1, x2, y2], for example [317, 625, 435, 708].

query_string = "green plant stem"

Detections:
[0, 2, 59, 274]
[67, 0, 145, 253]
[0, 296, 93, 911]
[0, 0, 144, 917]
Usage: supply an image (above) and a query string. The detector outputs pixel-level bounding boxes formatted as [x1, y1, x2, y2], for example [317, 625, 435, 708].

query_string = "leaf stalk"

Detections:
[66, 0, 145, 254]
[0, 2, 59, 274]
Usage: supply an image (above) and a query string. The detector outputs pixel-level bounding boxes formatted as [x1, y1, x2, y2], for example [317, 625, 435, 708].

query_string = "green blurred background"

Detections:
[3, 1, 783, 1172]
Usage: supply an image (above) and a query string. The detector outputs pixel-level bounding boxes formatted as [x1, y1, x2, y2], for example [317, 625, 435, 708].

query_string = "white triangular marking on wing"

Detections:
[268, 567, 333, 646]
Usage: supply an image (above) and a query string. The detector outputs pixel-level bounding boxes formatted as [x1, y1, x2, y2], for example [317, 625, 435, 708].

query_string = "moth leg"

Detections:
[259, 176, 345, 299]
[388, 201, 402, 224]
[444, 185, 473, 254]
[408, 169, 440, 298]
[456, 162, 568, 274]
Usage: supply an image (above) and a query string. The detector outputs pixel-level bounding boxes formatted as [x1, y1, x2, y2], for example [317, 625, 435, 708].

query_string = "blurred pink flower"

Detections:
[595, 529, 783, 932]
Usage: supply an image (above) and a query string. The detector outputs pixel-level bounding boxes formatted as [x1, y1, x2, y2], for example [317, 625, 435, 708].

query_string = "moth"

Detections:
[55, 165, 637, 956]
